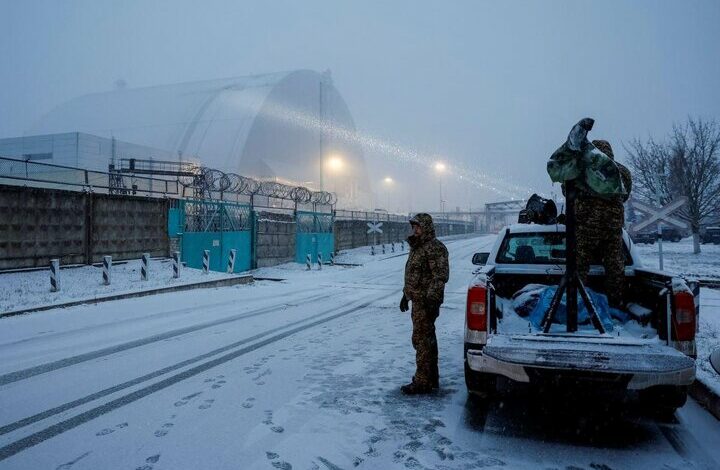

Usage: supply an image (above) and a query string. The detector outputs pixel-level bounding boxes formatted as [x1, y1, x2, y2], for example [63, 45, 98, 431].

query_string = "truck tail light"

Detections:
[672, 291, 696, 342]
[466, 284, 487, 331]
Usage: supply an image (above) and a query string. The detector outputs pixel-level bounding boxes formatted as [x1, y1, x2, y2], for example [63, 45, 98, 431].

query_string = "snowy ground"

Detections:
[0, 259, 237, 314]
[634, 237, 720, 279]
[635, 238, 720, 398]
[0, 234, 718, 469]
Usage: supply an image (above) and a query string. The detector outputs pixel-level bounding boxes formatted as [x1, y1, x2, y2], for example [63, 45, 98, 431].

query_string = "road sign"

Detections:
[366, 222, 383, 234]
[631, 197, 688, 232]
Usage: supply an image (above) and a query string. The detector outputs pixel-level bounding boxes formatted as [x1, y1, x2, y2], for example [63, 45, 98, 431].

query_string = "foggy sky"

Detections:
[1, 0, 719, 213]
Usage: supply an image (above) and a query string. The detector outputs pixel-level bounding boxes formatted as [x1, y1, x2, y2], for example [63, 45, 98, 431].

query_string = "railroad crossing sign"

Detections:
[631, 197, 688, 232]
[366, 222, 383, 234]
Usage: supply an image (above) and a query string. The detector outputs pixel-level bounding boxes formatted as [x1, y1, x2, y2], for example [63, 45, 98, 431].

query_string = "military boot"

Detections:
[401, 381, 433, 395]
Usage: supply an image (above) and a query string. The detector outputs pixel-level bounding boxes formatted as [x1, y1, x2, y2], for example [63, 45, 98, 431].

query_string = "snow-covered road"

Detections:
[0, 235, 718, 470]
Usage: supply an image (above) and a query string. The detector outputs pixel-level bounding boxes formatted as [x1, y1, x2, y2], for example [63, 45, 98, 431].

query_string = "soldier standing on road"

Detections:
[575, 139, 633, 308]
[399, 213, 449, 395]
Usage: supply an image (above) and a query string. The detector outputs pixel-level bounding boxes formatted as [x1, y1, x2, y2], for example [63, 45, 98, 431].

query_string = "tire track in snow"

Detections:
[0, 290, 335, 387]
[0, 289, 399, 461]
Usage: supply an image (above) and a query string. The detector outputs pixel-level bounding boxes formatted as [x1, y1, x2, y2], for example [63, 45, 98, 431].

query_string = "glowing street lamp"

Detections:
[382, 177, 394, 209]
[434, 162, 447, 212]
[327, 155, 344, 172]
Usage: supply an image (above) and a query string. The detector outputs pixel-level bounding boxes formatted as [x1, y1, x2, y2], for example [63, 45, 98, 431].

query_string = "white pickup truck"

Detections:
[464, 223, 699, 414]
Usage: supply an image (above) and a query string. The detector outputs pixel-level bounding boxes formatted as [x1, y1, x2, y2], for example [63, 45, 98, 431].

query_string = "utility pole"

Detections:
[318, 77, 324, 192]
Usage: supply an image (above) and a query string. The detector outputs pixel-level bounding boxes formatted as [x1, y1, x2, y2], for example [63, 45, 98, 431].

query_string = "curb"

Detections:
[0, 275, 254, 319]
[689, 378, 720, 421]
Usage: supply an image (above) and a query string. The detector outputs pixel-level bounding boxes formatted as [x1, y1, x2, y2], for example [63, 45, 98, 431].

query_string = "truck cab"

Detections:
[464, 223, 699, 414]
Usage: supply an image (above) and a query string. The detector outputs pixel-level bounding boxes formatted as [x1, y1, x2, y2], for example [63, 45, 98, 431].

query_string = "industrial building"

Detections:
[0, 70, 370, 207]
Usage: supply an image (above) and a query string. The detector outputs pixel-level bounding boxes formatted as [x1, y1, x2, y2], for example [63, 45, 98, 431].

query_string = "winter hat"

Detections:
[592, 139, 614, 160]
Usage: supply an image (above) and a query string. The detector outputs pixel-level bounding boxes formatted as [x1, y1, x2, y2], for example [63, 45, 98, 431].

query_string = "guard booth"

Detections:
[295, 210, 334, 264]
[172, 199, 253, 273]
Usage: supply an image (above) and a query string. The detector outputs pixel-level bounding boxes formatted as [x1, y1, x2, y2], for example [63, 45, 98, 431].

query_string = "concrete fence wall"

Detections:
[334, 218, 473, 252]
[255, 218, 296, 268]
[0, 184, 168, 269]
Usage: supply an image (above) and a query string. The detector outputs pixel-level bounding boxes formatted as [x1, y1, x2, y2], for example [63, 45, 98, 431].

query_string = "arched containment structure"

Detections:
[31, 70, 370, 208]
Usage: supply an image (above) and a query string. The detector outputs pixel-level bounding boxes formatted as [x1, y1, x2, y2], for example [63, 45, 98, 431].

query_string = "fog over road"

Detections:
[0, 235, 718, 470]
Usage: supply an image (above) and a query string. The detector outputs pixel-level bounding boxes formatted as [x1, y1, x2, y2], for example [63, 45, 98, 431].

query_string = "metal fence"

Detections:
[334, 209, 409, 223]
[0, 156, 179, 197]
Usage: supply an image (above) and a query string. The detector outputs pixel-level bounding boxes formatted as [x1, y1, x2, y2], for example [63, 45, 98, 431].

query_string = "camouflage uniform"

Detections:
[403, 213, 449, 390]
[576, 140, 632, 307]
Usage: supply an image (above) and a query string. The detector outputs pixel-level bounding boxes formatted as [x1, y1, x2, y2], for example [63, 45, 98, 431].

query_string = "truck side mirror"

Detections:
[711, 348, 720, 375]
[472, 252, 489, 265]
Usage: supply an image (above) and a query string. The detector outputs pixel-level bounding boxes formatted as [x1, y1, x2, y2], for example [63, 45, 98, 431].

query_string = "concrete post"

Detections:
[102, 255, 111, 285]
[227, 249, 237, 274]
[141, 253, 150, 281]
[50, 259, 59, 292]
[202, 250, 210, 274]
[172, 251, 180, 278]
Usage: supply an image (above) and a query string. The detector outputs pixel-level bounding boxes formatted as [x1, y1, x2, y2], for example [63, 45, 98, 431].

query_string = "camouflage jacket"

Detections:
[403, 213, 449, 305]
[576, 161, 632, 229]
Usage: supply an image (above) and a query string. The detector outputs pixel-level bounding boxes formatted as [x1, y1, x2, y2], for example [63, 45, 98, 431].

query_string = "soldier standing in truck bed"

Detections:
[575, 139, 632, 308]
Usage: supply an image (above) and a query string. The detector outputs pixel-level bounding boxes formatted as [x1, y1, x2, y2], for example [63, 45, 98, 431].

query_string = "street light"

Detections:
[434, 161, 447, 213]
[327, 155, 344, 173]
[383, 177, 394, 210]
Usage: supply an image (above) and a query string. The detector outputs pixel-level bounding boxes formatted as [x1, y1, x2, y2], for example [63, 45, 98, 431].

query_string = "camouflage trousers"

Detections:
[411, 302, 440, 387]
[576, 223, 624, 308]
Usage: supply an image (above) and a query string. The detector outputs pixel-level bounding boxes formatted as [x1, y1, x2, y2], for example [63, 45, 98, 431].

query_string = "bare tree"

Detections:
[625, 117, 720, 254]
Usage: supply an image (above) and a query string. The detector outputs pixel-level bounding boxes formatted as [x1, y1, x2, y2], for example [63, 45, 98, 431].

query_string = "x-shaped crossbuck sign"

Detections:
[631, 197, 688, 232]
[366, 222, 383, 234]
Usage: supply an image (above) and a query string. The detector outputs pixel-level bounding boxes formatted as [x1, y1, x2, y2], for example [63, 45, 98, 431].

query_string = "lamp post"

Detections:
[326, 155, 344, 197]
[383, 177, 394, 210]
[434, 162, 446, 213]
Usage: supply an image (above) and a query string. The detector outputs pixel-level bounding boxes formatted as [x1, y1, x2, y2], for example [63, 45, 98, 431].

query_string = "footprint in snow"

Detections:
[174, 391, 202, 407]
[199, 399, 215, 410]
[95, 422, 128, 436]
[154, 423, 173, 438]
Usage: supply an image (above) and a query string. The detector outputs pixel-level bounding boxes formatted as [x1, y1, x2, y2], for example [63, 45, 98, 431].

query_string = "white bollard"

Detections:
[202, 250, 210, 274]
[382, 244, 386, 255]
[317, 252, 323, 270]
[172, 251, 180, 278]
[391, 242, 395, 253]
[227, 249, 237, 273]
[401, 241, 405, 251]
[141, 253, 150, 281]
[306, 253, 312, 271]
[102, 255, 112, 285]
[371, 245, 375, 256]
[330, 252, 335, 265]
[50, 258, 59, 292]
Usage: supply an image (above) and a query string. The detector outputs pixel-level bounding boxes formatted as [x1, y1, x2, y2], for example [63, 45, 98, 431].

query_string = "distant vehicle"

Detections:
[464, 223, 699, 415]
[701, 226, 720, 244]
[659, 227, 683, 242]
[630, 231, 656, 245]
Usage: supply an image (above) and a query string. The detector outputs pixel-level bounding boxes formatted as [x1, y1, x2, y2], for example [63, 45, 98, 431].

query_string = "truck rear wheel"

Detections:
[639, 385, 688, 417]
[464, 361, 497, 398]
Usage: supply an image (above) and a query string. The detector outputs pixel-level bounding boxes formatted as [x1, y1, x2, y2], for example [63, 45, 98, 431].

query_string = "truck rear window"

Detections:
[495, 232, 631, 265]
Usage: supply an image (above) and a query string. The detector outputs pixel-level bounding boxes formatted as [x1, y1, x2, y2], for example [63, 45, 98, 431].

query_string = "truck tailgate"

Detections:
[482, 334, 695, 375]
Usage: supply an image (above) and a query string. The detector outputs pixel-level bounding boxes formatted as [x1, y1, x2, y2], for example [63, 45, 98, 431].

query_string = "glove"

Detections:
[400, 295, 409, 312]
[566, 117, 595, 152]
